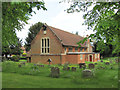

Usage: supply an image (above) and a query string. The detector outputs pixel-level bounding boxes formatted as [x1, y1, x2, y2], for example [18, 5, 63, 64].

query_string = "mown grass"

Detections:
[2, 57, 119, 88]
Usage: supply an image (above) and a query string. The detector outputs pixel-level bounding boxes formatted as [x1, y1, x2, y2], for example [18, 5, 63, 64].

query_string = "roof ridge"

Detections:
[48, 26, 84, 38]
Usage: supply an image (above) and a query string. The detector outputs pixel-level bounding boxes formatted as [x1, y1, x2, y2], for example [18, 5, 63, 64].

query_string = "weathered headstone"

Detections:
[88, 63, 95, 69]
[18, 64, 22, 68]
[115, 58, 120, 63]
[63, 67, 70, 71]
[51, 67, 60, 78]
[82, 69, 93, 78]
[94, 63, 97, 65]
[110, 60, 113, 63]
[110, 66, 113, 69]
[72, 67, 76, 71]
[105, 62, 110, 65]
[79, 63, 86, 69]
[20, 62, 25, 66]
[38, 65, 44, 67]
[98, 66, 105, 69]
[67, 67, 70, 71]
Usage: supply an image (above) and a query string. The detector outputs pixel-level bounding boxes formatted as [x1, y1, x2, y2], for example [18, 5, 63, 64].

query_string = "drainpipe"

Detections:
[60, 54, 62, 65]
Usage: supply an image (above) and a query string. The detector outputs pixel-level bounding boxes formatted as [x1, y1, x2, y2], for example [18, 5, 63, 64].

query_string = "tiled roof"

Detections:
[48, 26, 87, 47]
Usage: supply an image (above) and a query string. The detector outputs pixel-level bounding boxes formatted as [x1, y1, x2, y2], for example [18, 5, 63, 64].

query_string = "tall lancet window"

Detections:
[41, 37, 50, 54]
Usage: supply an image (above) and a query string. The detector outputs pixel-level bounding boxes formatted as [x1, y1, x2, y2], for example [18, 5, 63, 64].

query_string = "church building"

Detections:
[30, 24, 100, 64]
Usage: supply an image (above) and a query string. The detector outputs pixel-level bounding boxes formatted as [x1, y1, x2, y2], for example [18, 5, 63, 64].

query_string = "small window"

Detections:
[80, 54, 83, 60]
[75, 47, 78, 52]
[64, 48, 67, 52]
[68, 48, 72, 52]
[80, 48, 83, 52]
[84, 48, 87, 52]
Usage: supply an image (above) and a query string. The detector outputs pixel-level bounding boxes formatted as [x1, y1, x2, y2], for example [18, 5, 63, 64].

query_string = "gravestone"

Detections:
[88, 63, 95, 69]
[63, 67, 70, 71]
[72, 67, 76, 71]
[110, 66, 113, 69]
[18, 64, 22, 68]
[110, 60, 113, 63]
[115, 58, 120, 63]
[98, 66, 105, 69]
[82, 69, 93, 78]
[79, 63, 86, 69]
[94, 63, 97, 65]
[51, 67, 60, 78]
[67, 67, 70, 71]
[20, 62, 26, 66]
[38, 65, 44, 67]
[105, 62, 110, 65]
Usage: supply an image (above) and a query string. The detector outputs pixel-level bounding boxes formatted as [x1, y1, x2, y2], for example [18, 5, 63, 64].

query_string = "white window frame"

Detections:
[98, 54, 99, 58]
[95, 54, 97, 59]
[88, 44, 90, 52]
[80, 48, 83, 52]
[41, 37, 50, 54]
[64, 47, 67, 54]
[75, 47, 78, 52]
[88, 54, 93, 62]
[80, 54, 83, 60]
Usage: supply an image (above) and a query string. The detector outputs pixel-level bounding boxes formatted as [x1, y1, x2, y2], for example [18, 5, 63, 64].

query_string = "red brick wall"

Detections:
[65, 54, 78, 64]
[31, 27, 63, 63]
[31, 55, 61, 64]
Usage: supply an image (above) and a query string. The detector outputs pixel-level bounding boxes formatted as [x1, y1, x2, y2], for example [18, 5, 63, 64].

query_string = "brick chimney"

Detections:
[86, 35, 90, 52]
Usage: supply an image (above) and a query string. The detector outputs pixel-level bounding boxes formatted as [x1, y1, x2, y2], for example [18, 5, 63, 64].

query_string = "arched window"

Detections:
[41, 37, 50, 54]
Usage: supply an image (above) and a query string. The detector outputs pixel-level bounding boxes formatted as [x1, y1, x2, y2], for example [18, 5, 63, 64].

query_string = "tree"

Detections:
[66, 2, 120, 55]
[2, 38, 22, 58]
[25, 22, 43, 51]
[75, 31, 78, 35]
[2, 1, 47, 56]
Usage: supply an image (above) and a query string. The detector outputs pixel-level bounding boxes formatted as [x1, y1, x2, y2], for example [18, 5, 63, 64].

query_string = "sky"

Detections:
[16, 0, 95, 45]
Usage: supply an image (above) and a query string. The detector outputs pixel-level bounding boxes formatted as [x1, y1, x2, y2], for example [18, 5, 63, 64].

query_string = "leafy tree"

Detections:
[2, 38, 22, 58]
[75, 31, 78, 35]
[25, 22, 43, 51]
[66, 2, 120, 55]
[2, 1, 47, 56]
[93, 41, 114, 57]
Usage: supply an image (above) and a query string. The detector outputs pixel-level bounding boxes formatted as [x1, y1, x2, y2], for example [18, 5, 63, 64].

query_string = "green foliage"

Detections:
[2, 2, 47, 55]
[22, 53, 27, 55]
[19, 60, 27, 62]
[2, 38, 22, 59]
[11, 55, 20, 62]
[67, 2, 120, 55]
[25, 22, 43, 51]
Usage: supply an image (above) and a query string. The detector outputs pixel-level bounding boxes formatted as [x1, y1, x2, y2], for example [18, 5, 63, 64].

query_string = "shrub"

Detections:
[11, 55, 20, 62]
[22, 53, 27, 56]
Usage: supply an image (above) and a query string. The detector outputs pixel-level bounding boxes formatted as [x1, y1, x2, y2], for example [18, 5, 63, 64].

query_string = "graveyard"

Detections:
[1, 57, 119, 88]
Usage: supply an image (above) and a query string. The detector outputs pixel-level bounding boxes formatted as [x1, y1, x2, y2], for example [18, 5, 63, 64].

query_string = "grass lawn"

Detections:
[2, 57, 119, 88]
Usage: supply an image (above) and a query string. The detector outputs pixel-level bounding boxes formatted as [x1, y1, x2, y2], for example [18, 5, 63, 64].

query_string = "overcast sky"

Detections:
[16, 0, 95, 45]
